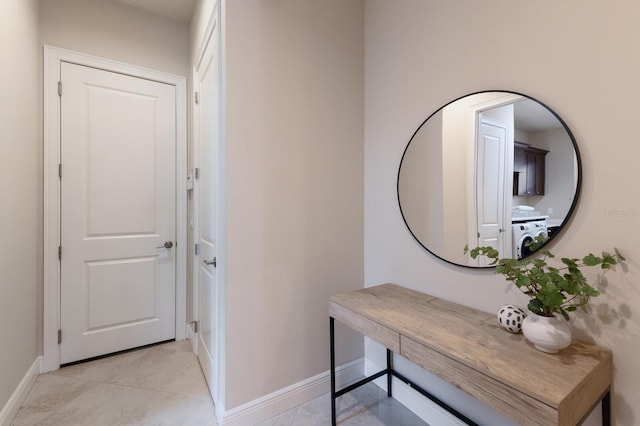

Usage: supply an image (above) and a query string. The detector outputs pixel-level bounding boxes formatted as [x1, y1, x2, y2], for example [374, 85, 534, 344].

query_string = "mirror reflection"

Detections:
[397, 91, 581, 267]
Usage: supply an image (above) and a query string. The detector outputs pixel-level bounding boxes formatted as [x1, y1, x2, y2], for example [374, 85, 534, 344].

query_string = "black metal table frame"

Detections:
[329, 317, 611, 426]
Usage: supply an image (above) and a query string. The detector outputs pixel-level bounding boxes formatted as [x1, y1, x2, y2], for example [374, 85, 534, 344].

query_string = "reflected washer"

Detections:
[512, 219, 547, 259]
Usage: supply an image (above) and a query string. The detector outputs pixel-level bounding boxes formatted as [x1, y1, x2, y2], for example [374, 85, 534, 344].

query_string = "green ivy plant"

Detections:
[464, 237, 625, 320]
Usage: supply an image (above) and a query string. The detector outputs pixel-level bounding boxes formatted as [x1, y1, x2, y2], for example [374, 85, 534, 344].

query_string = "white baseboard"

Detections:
[0, 356, 42, 426]
[187, 322, 198, 354]
[221, 358, 364, 426]
[364, 359, 467, 426]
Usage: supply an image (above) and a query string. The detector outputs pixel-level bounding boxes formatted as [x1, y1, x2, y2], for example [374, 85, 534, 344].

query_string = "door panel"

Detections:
[87, 86, 158, 235]
[477, 126, 503, 239]
[86, 258, 156, 329]
[60, 62, 176, 364]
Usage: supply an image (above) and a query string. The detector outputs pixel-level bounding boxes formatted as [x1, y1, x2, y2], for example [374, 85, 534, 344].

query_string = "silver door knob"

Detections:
[204, 257, 217, 267]
[156, 241, 173, 249]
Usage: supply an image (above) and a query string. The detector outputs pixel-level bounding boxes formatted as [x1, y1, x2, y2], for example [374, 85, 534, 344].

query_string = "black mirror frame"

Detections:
[397, 90, 582, 268]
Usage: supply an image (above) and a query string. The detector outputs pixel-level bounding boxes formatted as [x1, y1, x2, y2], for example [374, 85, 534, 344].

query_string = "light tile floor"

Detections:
[13, 341, 427, 425]
[258, 383, 428, 426]
[12, 341, 216, 426]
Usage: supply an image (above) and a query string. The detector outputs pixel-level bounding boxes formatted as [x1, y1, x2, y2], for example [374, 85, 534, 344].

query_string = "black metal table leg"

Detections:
[330, 316, 475, 425]
[387, 348, 393, 397]
[602, 390, 611, 426]
[330, 317, 337, 426]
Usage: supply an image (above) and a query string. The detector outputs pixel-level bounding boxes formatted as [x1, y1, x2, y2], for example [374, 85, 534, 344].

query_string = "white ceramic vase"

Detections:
[521, 313, 572, 353]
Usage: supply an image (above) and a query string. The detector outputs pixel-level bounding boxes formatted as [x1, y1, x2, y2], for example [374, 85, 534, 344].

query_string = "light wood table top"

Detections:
[329, 283, 611, 426]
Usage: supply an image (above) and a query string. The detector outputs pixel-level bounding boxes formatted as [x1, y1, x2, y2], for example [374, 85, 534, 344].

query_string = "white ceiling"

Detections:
[113, 0, 197, 24]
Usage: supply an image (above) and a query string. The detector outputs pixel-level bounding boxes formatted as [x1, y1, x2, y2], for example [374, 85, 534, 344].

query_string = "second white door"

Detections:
[194, 12, 221, 400]
[60, 62, 177, 364]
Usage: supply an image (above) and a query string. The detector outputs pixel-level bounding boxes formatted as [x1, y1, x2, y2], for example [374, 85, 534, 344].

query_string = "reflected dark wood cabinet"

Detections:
[513, 142, 548, 196]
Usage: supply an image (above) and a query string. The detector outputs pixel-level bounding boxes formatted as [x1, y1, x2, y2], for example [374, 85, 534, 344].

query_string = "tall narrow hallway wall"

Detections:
[0, 0, 40, 414]
[223, 0, 365, 415]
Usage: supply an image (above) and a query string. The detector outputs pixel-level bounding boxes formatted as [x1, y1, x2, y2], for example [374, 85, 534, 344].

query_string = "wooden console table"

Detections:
[329, 284, 612, 426]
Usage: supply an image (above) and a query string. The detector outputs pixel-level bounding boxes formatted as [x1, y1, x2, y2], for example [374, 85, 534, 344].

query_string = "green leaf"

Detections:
[559, 308, 570, 321]
[532, 258, 547, 268]
[602, 253, 616, 264]
[528, 298, 545, 316]
[540, 291, 564, 309]
[538, 249, 554, 258]
[582, 254, 602, 266]
[515, 276, 531, 287]
[527, 235, 549, 252]
[582, 284, 600, 297]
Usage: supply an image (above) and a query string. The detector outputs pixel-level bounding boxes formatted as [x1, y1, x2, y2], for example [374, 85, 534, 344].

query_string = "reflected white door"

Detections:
[60, 62, 176, 364]
[476, 117, 509, 264]
[476, 104, 514, 263]
[194, 18, 220, 398]
[476, 120, 505, 249]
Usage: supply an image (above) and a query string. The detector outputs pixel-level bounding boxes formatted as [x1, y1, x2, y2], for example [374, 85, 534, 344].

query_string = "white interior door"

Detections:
[476, 105, 514, 263]
[476, 120, 505, 250]
[194, 19, 220, 398]
[60, 62, 176, 364]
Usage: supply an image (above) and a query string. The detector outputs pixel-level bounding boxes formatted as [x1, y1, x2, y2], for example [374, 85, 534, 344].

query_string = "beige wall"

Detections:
[0, 0, 40, 410]
[398, 110, 443, 254]
[365, 1, 640, 424]
[39, 0, 190, 77]
[224, 0, 365, 409]
[528, 127, 575, 222]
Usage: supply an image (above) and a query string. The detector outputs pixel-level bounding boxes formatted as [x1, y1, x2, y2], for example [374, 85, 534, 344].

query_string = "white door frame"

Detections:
[43, 45, 188, 372]
[465, 93, 521, 265]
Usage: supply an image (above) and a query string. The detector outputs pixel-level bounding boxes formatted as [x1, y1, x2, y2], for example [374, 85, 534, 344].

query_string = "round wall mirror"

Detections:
[397, 91, 581, 268]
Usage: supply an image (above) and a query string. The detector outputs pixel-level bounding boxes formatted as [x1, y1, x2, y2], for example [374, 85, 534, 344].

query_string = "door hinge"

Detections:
[58, 245, 62, 260]
[190, 321, 199, 333]
[57, 329, 62, 344]
[194, 168, 199, 179]
[58, 81, 62, 96]
[195, 91, 200, 105]
[58, 163, 62, 179]
[195, 243, 199, 255]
